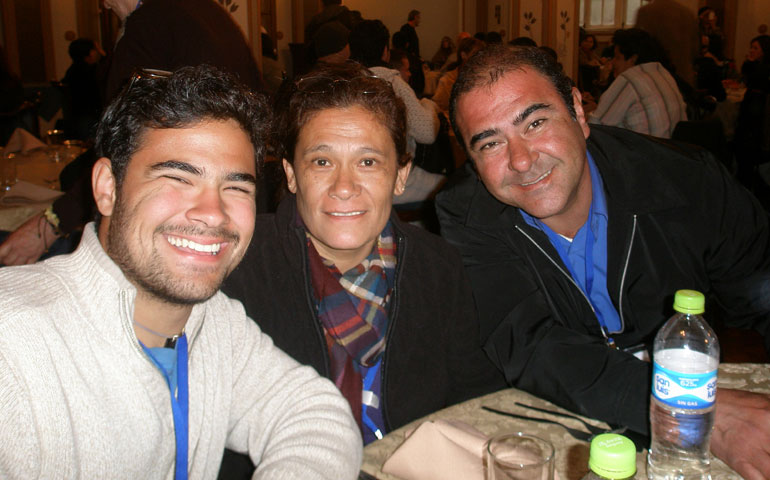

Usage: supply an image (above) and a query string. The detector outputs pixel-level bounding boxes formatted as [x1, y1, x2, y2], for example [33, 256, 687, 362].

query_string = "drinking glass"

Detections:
[1, 153, 17, 192]
[485, 432, 555, 480]
[45, 129, 66, 163]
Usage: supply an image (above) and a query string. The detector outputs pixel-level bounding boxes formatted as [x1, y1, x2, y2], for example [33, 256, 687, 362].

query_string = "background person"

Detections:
[436, 44, 770, 480]
[219, 60, 504, 478]
[587, 28, 687, 139]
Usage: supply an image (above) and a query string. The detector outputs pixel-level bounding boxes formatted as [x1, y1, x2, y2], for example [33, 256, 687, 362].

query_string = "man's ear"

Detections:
[92, 158, 117, 217]
[571, 87, 591, 140]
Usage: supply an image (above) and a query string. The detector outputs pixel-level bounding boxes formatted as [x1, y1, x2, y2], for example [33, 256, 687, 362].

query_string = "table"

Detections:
[362, 363, 769, 479]
[0, 147, 80, 231]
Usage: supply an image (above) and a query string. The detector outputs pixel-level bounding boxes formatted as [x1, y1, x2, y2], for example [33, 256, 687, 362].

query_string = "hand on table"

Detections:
[0, 213, 59, 265]
[711, 388, 770, 480]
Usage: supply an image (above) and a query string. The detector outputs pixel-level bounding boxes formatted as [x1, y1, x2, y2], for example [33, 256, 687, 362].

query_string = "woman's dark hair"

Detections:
[349, 19, 390, 68]
[273, 61, 408, 167]
[449, 44, 575, 148]
[612, 28, 670, 68]
[96, 64, 270, 186]
[752, 35, 770, 64]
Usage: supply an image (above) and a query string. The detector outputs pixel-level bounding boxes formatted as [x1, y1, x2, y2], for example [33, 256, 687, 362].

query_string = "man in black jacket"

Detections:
[436, 44, 770, 480]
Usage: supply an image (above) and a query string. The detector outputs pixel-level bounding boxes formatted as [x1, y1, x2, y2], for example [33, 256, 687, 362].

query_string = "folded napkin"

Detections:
[0, 181, 63, 205]
[382, 420, 561, 480]
[382, 420, 487, 480]
[2, 128, 46, 156]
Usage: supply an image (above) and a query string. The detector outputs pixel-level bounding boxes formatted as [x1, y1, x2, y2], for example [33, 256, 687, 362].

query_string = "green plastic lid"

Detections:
[588, 433, 636, 479]
[673, 289, 705, 315]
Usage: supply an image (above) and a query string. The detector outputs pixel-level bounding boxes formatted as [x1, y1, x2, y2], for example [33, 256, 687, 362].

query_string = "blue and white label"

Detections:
[652, 362, 717, 409]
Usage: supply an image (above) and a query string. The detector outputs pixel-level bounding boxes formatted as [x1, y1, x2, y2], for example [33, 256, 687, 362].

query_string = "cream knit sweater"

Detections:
[0, 225, 361, 479]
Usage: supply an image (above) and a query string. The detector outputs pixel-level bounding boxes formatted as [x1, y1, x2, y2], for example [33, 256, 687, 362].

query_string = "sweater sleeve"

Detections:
[224, 303, 361, 480]
[0, 351, 40, 478]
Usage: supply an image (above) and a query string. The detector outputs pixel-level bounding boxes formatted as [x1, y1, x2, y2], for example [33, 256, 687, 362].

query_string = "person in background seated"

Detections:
[61, 38, 104, 141]
[219, 60, 504, 478]
[430, 36, 455, 72]
[431, 37, 484, 112]
[586, 28, 687, 139]
[389, 48, 412, 84]
[436, 44, 770, 480]
[0, 65, 361, 479]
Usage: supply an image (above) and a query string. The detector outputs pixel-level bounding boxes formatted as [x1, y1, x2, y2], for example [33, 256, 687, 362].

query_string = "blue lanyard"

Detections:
[361, 360, 383, 440]
[141, 335, 189, 480]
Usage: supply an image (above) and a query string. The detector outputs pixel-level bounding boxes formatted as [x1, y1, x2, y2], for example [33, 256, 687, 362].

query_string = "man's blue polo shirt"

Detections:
[520, 151, 622, 335]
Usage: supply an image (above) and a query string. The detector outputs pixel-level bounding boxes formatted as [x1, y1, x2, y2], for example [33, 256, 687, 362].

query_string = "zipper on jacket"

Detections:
[617, 214, 637, 334]
[379, 228, 405, 432]
[514, 225, 608, 341]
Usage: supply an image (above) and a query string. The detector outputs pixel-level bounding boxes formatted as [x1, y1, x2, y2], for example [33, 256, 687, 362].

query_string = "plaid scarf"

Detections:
[306, 222, 396, 428]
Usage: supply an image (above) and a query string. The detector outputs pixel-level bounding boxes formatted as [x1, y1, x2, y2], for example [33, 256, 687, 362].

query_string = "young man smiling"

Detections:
[0, 66, 360, 479]
[436, 45, 770, 480]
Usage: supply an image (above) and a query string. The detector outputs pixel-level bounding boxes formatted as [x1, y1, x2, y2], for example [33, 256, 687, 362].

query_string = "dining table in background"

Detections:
[0, 145, 82, 231]
[362, 363, 769, 479]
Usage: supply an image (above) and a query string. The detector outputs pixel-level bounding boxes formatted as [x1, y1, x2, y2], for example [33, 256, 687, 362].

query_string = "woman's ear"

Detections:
[393, 160, 412, 196]
[282, 158, 298, 193]
[92, 158, 117, 217]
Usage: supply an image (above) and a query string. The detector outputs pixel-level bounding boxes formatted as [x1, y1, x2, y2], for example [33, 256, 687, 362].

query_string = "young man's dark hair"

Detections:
[96, 64, 270, 187]
[408, 9, 420, 22]
[449, 44, 575, 150]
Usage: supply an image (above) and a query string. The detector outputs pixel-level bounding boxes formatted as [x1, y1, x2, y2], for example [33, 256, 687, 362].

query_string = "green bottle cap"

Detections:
[588, 433, 636, 479]
[673, 289, 705, 315]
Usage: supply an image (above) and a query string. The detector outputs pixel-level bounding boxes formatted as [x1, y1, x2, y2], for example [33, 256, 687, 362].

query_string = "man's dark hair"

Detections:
[273, 61, 408, 167]
[612, 28, 669, 68]
[392, 31, 408, 50]
[68, 38, 96, 63]
[449, 44, 575, 149]
[96, 65, 270, 187]
[349, 19, 390, 68]
[408, 10, 420, 22]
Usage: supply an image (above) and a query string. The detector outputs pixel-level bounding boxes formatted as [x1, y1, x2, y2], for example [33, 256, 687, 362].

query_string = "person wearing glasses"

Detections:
[0, 66, 361, 479]
[219, 60, 504, 477]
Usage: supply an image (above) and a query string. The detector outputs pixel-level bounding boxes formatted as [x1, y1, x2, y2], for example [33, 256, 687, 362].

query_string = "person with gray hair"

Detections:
[0, 65, 361, 479]
[437, 44, 770, 480]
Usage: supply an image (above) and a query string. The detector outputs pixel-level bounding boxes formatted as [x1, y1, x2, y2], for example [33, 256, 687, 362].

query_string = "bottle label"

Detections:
[652, 362, 717, 409]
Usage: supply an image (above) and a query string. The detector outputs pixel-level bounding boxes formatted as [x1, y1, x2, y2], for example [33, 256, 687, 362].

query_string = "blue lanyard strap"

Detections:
[174, 335, 189, 480]
[140, 335, 189, 480]
[361, 360, 383, 440]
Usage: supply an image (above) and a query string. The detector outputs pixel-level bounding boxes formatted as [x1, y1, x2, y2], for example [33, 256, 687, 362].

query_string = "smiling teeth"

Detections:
[167, 235, 222, 254]
[330, 211, 364, 217]
[521, 169, 552, 186]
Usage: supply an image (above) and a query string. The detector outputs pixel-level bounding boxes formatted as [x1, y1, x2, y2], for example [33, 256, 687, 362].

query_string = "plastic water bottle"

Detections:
[647, 290, 719, 480]
[581, 433, 636, 480]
